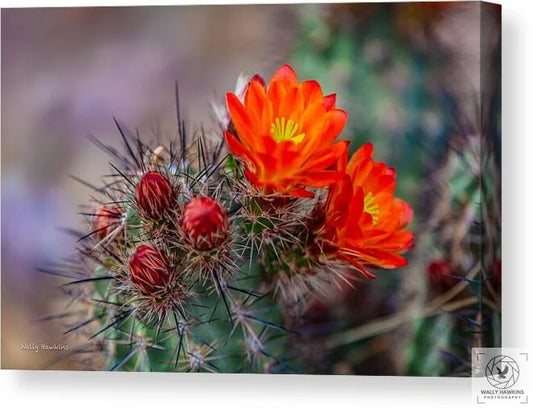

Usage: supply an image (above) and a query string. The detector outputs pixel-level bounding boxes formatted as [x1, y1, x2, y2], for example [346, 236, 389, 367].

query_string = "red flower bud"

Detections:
[427, 260, 457, 293]
[135, 171, 175, 218]
[93, 205, 122, 239]
[129, 245, 171, 295]
[181, 196, 228, 251]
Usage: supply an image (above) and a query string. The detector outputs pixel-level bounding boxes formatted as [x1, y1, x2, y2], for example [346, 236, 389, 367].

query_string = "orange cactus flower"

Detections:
[225, 64, 348, 198]
[322, 143, 414, 278]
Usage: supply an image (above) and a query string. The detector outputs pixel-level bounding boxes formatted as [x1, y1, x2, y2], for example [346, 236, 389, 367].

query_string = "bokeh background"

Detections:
[1, 2, 501, 374]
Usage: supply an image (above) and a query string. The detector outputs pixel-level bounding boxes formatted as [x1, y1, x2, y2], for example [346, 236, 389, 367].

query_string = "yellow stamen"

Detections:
[271, 118, 305, 144]
[364, 192, 379, 224]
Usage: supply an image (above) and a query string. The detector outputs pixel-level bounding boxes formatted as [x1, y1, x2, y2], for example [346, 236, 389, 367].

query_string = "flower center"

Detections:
[364, 192, 379, 224]
[271, 118, 305, 144]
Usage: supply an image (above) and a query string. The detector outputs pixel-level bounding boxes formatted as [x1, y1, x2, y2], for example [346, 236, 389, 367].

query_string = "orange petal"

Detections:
[338, 252, 377, 279]
[350, 156, 373, 186]
[352, 247, 408, 269]
[226, 93, 255, 147]
[383, 230, 415, 251]
[344, 187, 365, 229]
[267, 81, 287, 118]
[326, 174, 352, 228]
[347, 143, 374, 175]
[321, 109, 348, 144]
[286, 187, 315, 198]
[393, 199, 414, 228]
[244, 80, 267, 125]
[301, 102, 327, 137]
[279, 86, 304, 121]
[250, 74, 266, 89]
[243, 167, 260, 186]
[224, 131, 246, 158]
[300, 80, 323, 105]
[270, 64, 298, 89]
[301, 140, 348, 172]
[323, 94, 336, 110]
[298, 170, 344, 188]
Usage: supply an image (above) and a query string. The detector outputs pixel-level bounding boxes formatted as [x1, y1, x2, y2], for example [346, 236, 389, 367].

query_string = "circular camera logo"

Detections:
[485, 355, 520, 389]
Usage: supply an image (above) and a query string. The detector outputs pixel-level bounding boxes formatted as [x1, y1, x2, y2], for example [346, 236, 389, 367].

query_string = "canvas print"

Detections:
[1, 2, 501, 375]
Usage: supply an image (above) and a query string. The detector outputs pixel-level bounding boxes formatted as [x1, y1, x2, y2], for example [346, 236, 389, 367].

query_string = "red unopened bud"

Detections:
[93, 205, 123, 239]
[427, 260, 457, 293]
[135, 171, 175, 218]
[129, 245, 171, 295]
[181, 196, 228, 251]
